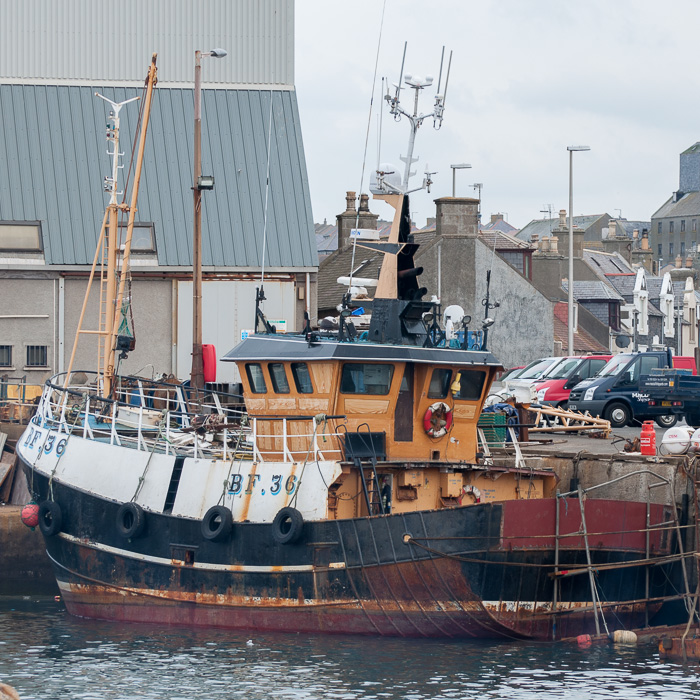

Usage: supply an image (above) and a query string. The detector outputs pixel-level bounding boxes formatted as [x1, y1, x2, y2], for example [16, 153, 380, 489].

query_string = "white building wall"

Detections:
[0, 0, 294, 86]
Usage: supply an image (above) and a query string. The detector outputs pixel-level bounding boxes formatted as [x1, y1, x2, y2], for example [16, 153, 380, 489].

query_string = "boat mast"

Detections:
[64, 54, 158, 397]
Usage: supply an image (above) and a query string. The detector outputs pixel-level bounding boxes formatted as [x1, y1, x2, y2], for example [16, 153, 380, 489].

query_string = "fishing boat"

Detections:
[16, 53, 691, 640]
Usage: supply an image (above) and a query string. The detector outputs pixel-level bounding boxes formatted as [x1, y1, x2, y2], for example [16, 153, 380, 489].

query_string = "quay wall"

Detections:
[0, 506, 57, 596]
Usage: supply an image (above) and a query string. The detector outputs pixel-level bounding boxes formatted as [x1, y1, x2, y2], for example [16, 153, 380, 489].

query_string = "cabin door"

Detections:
[394, 363, 414, 442]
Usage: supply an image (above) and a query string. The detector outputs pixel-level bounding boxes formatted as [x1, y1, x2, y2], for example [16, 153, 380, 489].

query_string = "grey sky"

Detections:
[295, 0, 700, 229]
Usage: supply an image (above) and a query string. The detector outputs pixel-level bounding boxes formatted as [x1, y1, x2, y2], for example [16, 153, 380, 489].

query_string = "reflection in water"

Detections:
[0, 599, 699, 699]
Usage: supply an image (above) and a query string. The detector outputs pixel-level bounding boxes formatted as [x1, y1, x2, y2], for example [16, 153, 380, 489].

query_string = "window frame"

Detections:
[117, 222, 157, 254]
[453, 369, 487, 401]
[0, 345, 12, 368]
[0, 221, 43, 253]
[291, 362, 314, 394]
[245, 363, 267, 394]
[25, 344, 48, 368]
[427, 368, 453, 399]
[339, 363, 394, 396]
[267, 363, 290, 394]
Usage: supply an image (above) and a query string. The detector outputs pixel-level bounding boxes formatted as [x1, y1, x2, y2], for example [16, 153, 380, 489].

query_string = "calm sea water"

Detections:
[0, 598, 699, 700]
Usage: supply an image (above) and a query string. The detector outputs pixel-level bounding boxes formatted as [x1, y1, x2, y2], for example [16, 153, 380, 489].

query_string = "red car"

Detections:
[533, 355, 612, 408]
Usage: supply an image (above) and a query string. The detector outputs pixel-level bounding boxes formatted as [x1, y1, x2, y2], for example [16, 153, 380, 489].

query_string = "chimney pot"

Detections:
[359, 193, 370, 212]
[550, 235, 559, 254]
[559, 209, 567, 228]
[345, 191, 357, 214]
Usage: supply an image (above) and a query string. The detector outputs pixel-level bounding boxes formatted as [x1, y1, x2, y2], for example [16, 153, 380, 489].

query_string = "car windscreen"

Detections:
[597, 354, 633, 377]
[516, 358, 557, 380]
[543, 358, 581, 380]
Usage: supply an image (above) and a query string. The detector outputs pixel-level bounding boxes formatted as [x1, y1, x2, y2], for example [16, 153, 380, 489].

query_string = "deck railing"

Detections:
[33, 372, 343, 463]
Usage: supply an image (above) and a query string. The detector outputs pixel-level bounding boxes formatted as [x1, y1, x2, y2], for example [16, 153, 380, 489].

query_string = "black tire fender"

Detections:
[116, 502, 146, 539]
[272, 506, 304, 545]
[38, 500, 62, 537]
[201, 505, 233, 542]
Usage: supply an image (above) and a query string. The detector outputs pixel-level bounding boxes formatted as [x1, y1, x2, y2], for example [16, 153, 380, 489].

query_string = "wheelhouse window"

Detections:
[340, 363, 394, 395]
[245, 363, 267, 393]
[0, 223, 42, 252]
[268, 363, 290, 393]
[428, 368, 452, 398]
[0, 345, 11, 367]
[454, 370, 487, 401]
[26, 345, 47, 368]
[291, 363, 313, 394]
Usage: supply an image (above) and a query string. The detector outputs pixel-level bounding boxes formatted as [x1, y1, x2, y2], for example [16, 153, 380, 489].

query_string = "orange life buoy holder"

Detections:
[423, 401, 453, 438]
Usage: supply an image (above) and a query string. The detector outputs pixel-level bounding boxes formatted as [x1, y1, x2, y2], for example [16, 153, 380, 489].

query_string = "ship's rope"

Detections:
[130, 409, 169, 502]
[259, 91, 274, 288]
[290, 414, 328, 509]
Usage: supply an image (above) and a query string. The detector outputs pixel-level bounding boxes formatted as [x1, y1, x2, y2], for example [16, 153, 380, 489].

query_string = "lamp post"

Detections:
[450, 163, 471, 197]
[566, 145, 590, 355]
[192, 48, 227, 391]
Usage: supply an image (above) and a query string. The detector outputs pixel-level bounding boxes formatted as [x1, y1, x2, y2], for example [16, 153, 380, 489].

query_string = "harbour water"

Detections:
[1, 598, 699, 699]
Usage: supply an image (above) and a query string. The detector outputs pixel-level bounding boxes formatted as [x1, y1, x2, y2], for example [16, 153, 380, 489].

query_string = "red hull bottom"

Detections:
[57, 579, 652, 641]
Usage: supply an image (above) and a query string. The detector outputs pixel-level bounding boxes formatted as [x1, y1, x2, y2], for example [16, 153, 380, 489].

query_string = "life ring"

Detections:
[272, 506, 304, 545]
[116, 502, 146, 539]
[201, 505, 233, 542]
[460, 485, 481, 504]
[38, 500, 62, 537]
[423, 402, 453, 438]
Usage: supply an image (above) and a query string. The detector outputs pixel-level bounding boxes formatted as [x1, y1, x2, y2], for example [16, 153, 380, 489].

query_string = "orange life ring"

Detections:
[423, 401, 453, 438]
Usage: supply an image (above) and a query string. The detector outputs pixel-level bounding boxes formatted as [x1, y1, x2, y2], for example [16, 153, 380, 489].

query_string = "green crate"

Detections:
[477, 412, 507, 447]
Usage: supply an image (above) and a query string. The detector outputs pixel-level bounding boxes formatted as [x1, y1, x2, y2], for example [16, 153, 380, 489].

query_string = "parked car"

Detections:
[568, 350, 697, 428]
[533, 355, 612, 408]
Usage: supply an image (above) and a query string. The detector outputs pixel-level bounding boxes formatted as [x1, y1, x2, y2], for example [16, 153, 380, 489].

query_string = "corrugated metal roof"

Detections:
[0, 0, 294, 86]
[0, 84, 317, 269]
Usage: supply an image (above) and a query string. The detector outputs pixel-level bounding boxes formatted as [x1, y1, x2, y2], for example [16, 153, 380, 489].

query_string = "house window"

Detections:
[291, 363, 314, 394]
[694, 219, 697, 233]
[0, 223, 43, 251]
[609, 303, 620, 332]
[681, 220, 686, 233]
[268, 363, 289, 394]
[26, 345, 47, 367]
[657, 221, 662, 234]
[428, 368, 452, 399]
[0, 346, 12, 367]
[658, 243, 662, 258]
[245, 363, 267, 393]
[681, 241, 686, 257]
[670, 242, 674, 257]
[691, 306, 697, 343]
[118, 223, 156, 253]
[670, 221, 675, 233]
[340, 363, 393, 395]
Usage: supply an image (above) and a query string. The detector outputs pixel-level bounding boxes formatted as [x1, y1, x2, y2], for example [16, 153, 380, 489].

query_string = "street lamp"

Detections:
[450, 163, 471, 197]
[566, 145, 590, 355]
[192, 48, 227, 391]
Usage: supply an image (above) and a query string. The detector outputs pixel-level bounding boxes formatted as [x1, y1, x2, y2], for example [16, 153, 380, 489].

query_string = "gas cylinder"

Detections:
[640, 421, 656, 456]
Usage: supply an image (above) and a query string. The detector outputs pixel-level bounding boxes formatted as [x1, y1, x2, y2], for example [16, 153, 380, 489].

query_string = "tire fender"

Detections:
[38, 500, 62, 537]
[201, 505, 233, 542]
[272, 506, 304, 545]
[116, 502, 146, 539]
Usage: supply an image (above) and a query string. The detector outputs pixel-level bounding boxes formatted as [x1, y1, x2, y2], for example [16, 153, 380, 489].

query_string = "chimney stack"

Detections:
[336, 191, 377, 251]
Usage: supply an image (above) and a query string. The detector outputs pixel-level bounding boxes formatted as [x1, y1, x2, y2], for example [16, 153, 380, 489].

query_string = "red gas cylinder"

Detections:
[20, 502, 40, 529]
[640, 421, 656, 456]
[202, 344, 216, 384]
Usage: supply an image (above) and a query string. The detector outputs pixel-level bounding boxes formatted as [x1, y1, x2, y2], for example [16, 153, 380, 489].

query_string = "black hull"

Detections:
[23, 462, 683, 640]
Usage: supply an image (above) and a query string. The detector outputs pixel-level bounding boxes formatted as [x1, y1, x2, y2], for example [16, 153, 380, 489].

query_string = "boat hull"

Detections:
[23, 461, 679, 640]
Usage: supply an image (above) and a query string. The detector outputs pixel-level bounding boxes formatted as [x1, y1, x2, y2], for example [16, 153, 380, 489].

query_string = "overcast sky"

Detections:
[294, 0, 700, 230]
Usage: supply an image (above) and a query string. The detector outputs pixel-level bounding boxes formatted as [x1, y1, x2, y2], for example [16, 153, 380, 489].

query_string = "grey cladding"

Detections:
[0, 84, 317, 269]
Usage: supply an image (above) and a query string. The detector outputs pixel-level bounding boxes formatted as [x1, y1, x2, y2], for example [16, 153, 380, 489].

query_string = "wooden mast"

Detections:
[64, 54, 158, 396]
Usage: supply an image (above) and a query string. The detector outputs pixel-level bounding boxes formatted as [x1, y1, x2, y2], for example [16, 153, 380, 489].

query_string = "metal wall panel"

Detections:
[0, 0, 293, 86]
[0, 84, 318, 269]
[176, 279, 297, 383]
